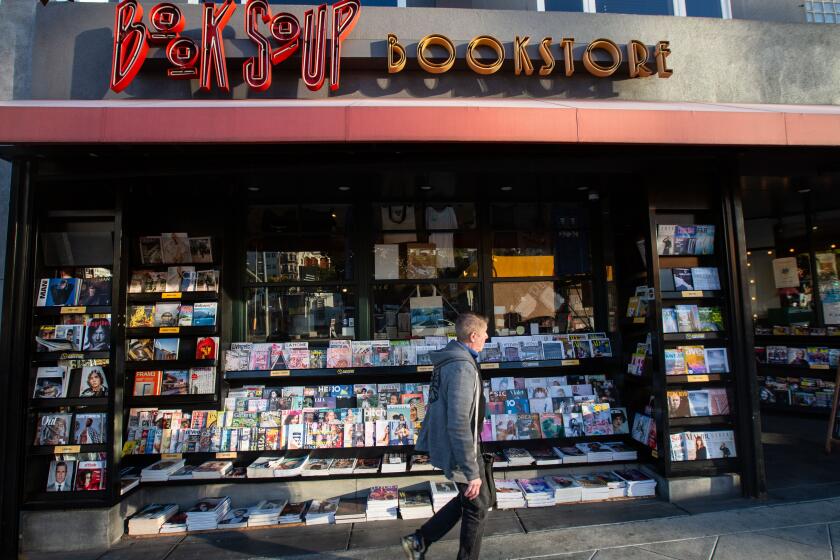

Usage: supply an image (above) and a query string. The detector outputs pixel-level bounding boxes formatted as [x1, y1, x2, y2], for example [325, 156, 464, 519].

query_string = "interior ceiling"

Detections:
[740, 172, 840, 221]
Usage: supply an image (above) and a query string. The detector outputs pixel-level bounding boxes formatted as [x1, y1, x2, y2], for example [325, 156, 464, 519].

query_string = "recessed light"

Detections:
[832, 244, 837, 249]
[797, 188, 811, 193]
[766, 250, 772, 255]
[500, 186, 513, 192]
[577, 186, 589, 191]
[247, 187, 260, 192]
[338, 186, 351, 192]
[812, 226, 818, 230]
[419, 185, 432, 191]
[789, 248, 795, 253]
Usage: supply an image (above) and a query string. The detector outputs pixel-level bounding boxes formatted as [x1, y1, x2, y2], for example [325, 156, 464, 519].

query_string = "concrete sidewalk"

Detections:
[22, 493, 840, 560]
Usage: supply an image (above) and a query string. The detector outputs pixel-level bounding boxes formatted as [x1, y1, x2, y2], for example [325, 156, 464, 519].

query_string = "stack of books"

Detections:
[494, 479, 526, 509]
[218, 508, 250, 529]
[595, 471, 627, 498]
[504, 448, 534, 466]
[381, 453, 408, 473]
[604, 442, 638, 461]
[140, 459, 185, 482]
[278, 502, 309, 525]
[128, 503, 179, 535]
[168, 465, 199, 480]
[301, 458, 334, 477]
[398, 490, 434, 520]
[531, 447, 562, 465]
[247, 499, 286, 527]
[185, 497, 231, 531]
[305, 497, 340, 525]
[545, 475, 583, 504]
[328, 458, 356, 475]
[430, 481, 458, 512]
[366, 486, 399, 521]
[191, 461, 233, 479]
[576, 442, 613, 462]
[120, 476, 140, 495]
[247, 456, 283, 478]
[160, 513, 188, 534]
[409, 454, 436, 472]
[615, 469, 657, 497]
[517, 478, 555, 508]
[555, 446, 587, 464]
[334, 497, 367, 524]
[353, 457, 381, 474]
[573, 474, 610, 502]
[274, 456, 309, 477]
[491, 449, 509, 468]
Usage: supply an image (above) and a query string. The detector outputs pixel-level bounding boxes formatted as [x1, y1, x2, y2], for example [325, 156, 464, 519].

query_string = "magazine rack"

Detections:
[824, 364, 840, 453]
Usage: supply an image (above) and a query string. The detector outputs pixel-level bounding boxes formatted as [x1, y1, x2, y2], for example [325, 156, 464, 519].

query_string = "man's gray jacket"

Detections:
[416, 340, 482, 483]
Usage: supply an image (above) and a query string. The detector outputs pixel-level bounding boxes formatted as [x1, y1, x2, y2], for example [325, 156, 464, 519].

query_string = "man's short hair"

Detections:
[455, 312, 488, 342]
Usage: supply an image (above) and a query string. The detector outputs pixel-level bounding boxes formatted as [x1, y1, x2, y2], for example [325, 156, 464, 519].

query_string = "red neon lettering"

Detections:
[149, 3, 184, 45]
[110, 0, 149, 93]
[166, 37, 200, 79]
[244, 0, 272, 92]
[199, 0, 237, 92]
[270, 13, 301, 66]
[301, 4, 328, 91]
[329, 0, 360, 91]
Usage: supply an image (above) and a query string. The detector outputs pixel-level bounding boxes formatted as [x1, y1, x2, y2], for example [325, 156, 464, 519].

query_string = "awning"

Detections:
[0, 99, 839, 146]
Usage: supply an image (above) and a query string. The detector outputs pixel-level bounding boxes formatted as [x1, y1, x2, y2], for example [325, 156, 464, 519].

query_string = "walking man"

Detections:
[404, 312, 490, 560]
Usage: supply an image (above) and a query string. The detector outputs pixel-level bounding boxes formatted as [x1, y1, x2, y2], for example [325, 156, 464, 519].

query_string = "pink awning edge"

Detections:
[0, 99, 839, 146]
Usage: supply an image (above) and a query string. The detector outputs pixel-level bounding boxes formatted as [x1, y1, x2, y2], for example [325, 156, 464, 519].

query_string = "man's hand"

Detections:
[464, 478, 482, 500]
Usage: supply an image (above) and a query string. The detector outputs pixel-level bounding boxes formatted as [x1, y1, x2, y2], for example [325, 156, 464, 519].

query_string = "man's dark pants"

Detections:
[418, 457, 490, 560]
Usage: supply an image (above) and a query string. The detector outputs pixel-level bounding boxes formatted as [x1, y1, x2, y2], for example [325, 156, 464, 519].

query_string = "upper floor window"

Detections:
[544, 0, 585, 11]
[595, 0, 673, 15]
[805, 1, 840, 23]
[685, 0, 723, 18]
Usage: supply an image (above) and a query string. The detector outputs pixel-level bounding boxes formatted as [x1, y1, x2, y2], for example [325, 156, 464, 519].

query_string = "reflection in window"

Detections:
[545, 0, 584, 11]
[245, 287, 355, 342]
[686, 0, 722, 17]
[595, 0, 673, 15]
[371, 283, 480, 339]
[492, 280, 594, 336]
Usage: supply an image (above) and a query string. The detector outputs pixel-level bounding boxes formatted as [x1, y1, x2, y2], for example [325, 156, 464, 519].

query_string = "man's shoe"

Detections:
[401, 532, 426, 560]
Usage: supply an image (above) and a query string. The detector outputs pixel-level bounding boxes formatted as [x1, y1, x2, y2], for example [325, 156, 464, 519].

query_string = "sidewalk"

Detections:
[21, 492, 840, 560]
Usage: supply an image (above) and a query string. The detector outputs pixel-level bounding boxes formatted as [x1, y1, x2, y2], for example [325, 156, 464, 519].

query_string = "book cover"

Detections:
[707, 388, 730, 415]
[45, 278, 80, 307]
[674, 305, 701, 333]
[371, 340, 393, 367]
[74, 460, 106, 491]
[766, 345, 788, 364]
[674, 225, 697, 255]
[668, 390, 690, 417]
[704, 348, 729, 373]
[80, 317, 110, 352]
[326, 341, 352, 368]
[195, 270, 219, 292]
[656, 225, 677, 256]
[504, 389, 530, 414]
[192, 302, 217, 326]
[165, 266, 195, 293]
[697, 307, 723, 332]
[688, 391, 711, 416]
[72, 413, 106, 444]
[128, 305, 155, 328]
[189, 237, 213, 263]
[681, 346, 708, 374]
[691, 267, 721, 290]
[33, 366, 69, 399]
[161, 370, 189, 395]
[153, 338, 179, 361]
[806, 347, 830, 367]
[703, 430, 736, 459]
[46, 459, 76, 492]
[572, 340, 592, 359]
[160, 233, 191, 263]
[539, 413, 564, 438]
[34, 413, 73, 445]
[492, 414, 517, 441]
[500, 341, 521, 362]
[127, 338, 154, 361]
[590, 338, 613, 357]
[519, 340, 541, 361]
[515, 413, 541, 439]
[178, 305, 193, 326]
[78, 277, 112, 306]
[662, 309, 679, 334]
[562, 412, 584, 437]
[133, 371, 163, 396]
[139, 237, 163, 264]
[581, 404, 613, 436]
[694, 225, 716, 255]
[659, 269, 676, 292]
[196, 337, 219, 360]
[672, 268, 694, 291]
[665, 349, 687, 375]
[541, 341, 565, 360]
[610, 408, 630, 434]
[54, 324, 84, 351]
[77, 365, 109, 397]
[351, 341, 373, 367]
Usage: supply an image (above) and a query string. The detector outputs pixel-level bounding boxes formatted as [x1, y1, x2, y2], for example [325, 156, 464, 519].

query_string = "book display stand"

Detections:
[824, 364, 840, 453]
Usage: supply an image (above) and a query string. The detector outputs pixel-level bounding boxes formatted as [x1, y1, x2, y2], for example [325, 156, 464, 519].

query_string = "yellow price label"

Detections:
[521, 361, 539, 367]
[161, 292, 182, 299]
[416, 365, 434, 372]
[336, 368, 355, 375]
[216, 452, 237, 459]
[54, 445, 81, 454]
[161, 453, 182, 460]
[270, 369, 290, 377]
[682, 291, 703, 298]
[651, 449, 659, 459]
[561, 359, 580, 366]
[60, 306, 86, 314]
[633, 317, 646, 324]
[810, 364, 830, 370]
[686, 374, 711, 382]
[685, 333, 706, 340]
[159, 327, 180, 334]
[60, 353, 84, 360]
[479, 363, 500, 370]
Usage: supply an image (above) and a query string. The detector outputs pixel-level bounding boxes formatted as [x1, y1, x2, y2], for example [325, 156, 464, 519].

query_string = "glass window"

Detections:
[595, 0, 674, 15]
[245, 287, 355, 342]
[492, 279, 594, 336]
[686, 0, 723, 18]
[545, 0, 585, 11]
[371, 283, 481, 339]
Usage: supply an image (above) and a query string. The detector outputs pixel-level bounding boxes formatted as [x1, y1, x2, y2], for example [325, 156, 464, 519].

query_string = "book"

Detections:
[672, 268, 694, 291]
[326, 340, 352, 368]
[74, 460, 106, 491]
[161, 370, 189, 395]
[189, 367, 216, 394]
[697, 307, 723, 331]
[694, 225, 716, 255]
[46, 459, 76, 492]
[656, 225, 677, 256]
[590, 338, 613, 357]
[766, 345, 788, 364]
[189, 237, 213, 263]
[177, 305, 193, 326]
[153, 338, 179, 360]
[134, 371, 163, 396]
[680, 346, 709, 374]
[33, 366, 69, 399]
[674, 305, 700, 332]
[78, 277, 112, 306]
[44, 278, 80, 307]
[691, 267, 721, 290]
[195, 336, 219, 360]
[127, 339, 154, 361]
[139, 237, 163, 264]
[195, 270, 219, 292]
[192, 302, 218, 326]
[704, 348, 729, 373]
[153, 303, 180, 327]
[82, 317, 111, 351]
[72, 413, 106, 444]
[34, 413, 73, 446]
[664, 349, 687, 376]
[662, 309, 679, 333]
[54, 324, 84, 351]
[77, 365, 109, 397]
[160, 233, 191, 263]
[128, 305, 155, 328]
[674, 225, 697, 255]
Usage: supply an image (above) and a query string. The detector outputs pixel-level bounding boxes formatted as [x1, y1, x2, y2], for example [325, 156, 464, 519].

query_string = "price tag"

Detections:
[480, 363, 500, 370]
[416, 365, 434, 372]
[54, 445, 81, 454]
[270, 369, 290, 377]
[651, 449, 659, 459]
[685, 333, 706, 340]
[161, 453, 182, 460]
[216, 452, 237, 459]
[521, 361, 539, 368]
[60, 353, 84, 360]
[159, 327, 180, 334]
[336, 368, 355, 375]
[60, 306, 86, 314]
[162, 292, 182, 299]
[682, 291, 703, 298]
[633, 317, 646, 324]
[686, 374, 710, 382]
[810, 364, 830, 370]
[561, 359, 580, 366]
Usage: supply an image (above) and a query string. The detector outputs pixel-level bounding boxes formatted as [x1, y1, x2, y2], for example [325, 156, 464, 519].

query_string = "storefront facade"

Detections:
[0, 0, 839, 555]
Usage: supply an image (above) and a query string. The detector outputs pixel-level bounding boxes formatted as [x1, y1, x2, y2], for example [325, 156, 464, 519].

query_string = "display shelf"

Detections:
[30, 444, 108, 455]
[124, 360, 217, 370]
[32, 351, 111, 363]
[223, 357, 615, 381]
[755, 363, 837, 378]
[127, 292, 219, 303]
[668, 415, 733, 428]
[660, 291, 724, 300]
[126, 326, 218, 337]
[29, 397, 109, 409]
[754, 334, 840, 345]
[662, 333, 727, 343]
[668, 457, 739, 476]
[124, 394, 220, 407]
[665, 374, 727, 384]
[759, 403, 831, 416]
[22, 491, 110, 511]
[34, 305, 112, 316]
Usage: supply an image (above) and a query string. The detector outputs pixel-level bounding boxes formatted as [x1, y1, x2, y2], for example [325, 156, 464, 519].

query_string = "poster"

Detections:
[410, 295, 445, 336]
[816, 252, 840, 324]
[772, 257, 800, 289]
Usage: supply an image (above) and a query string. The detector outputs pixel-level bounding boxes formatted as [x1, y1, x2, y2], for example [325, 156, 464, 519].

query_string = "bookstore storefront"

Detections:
[1, 1, 840, 555]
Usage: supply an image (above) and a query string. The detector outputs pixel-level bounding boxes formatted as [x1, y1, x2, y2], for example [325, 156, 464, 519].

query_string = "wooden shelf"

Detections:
[756, 362, 837, 378]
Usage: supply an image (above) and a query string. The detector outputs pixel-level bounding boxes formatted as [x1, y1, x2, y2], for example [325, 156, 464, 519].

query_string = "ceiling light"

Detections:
[766, 250, 773, 255]
[338, 186, 351, 192]
[419, 185, 432, 191]
[500, 186, 513, 192]
[797, 188, 811, 194]
[789, 248, 795, 253]
[577, 186, 589, 191]
[247, 187, 260, 192]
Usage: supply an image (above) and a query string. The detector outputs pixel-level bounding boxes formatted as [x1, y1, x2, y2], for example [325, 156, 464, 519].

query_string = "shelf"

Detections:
[224, 357, 615, 380]
[661, 291, 723, 300]
[124, 394, 219, 407]
[669, 457, 739, 476]
[29, 397, 109, 409]
[128, 292, 219, 303]
[666, 374, 727, 384]
[754, 334, 840, 345]
[668, 415, 733, 428]
[663, 333, 726, 343]
[756, 362, 837, 378]
[30, 444, 107, 455]
[23, 491, 110, 511]
[32, 351, 110, 363]
[126, 326, 218, 337]
[760, 403, 831, 417]
[34, 306, 112, 316]
[124, 360, 218, 370]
